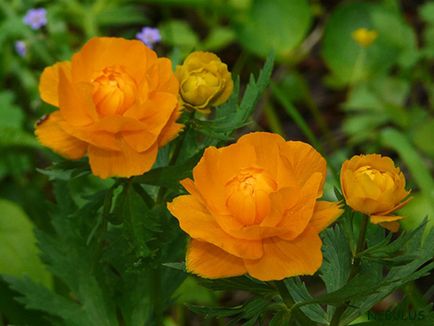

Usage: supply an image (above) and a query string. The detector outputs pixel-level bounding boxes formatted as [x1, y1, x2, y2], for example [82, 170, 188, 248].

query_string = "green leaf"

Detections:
[322, 2, 415, 84]
[203, 27, 235, 51]
[411, 118, 434, 157]
[420, 2, 434, 24]
[193, 53, 274, 139]
[114, 184, 160, 259]
[271, 83, 320, 149]
[197, 276, 275, 296]
[359, 220, 428, 262]
[339, 223, 434, 324]
[13, 185, 119, 326]
[37, 159, 90, 181]
[159, 20, 199, 51]
[174, 276, 215, 305]
[5, 276, 90, 326]
[285, 278, 328, 324]
[235, 0, 312, 58]
[380, 128, 434, 211]
[0, 127, 40, 149]
[0, 199, 51, 288]
[400, 193, 434, 232]
[133, 152, 202, 187]
[0, 278, 49, 325]
[97, 5, 147, 26]
[0, 91, 23, 129]
[187, 297, 270, 323]
[320, 225, 352, 292]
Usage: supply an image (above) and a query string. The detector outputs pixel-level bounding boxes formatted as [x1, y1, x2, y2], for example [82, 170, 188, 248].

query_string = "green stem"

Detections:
[350, 49, 366, 86]
[275, 281, 295, 310]
[264, 104, 285, 136]
[156, 111, 194, 203]
[330, 215, 369, 326]
[274, 281, 314, 325]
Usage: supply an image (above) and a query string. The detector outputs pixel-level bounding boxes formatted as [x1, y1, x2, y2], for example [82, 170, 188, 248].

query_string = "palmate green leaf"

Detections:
[187, 297, 270, 324]
[4, 276, 88, 326]
[5, 183, 118, 326]
[285, 278, 328, 324]
[113, 184, 160, 259]
[163, 262, 275, 297]
[196, 275, 275, 296]
[319, 225, 352, 305]
[0, 278, 49, 325]
[359, 219, 427, 261]
[340, 222, 434, 324]
[37, 159, 90, 181]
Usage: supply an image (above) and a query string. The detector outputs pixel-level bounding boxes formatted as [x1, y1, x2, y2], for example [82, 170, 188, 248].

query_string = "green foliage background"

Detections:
[0, 0, 433, 325]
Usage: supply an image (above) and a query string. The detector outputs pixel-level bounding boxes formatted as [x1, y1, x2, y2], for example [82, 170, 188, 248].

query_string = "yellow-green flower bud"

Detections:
[176, 51, 233, 113]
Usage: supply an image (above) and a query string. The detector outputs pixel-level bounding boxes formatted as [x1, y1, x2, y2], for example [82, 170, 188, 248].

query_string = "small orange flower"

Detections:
[167, 132, 343, 281]
[340, 154, 411, 232]
[36, 37, 182, 178]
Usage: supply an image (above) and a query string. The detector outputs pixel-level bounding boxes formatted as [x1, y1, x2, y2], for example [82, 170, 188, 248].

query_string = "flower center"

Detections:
[355, 166, 395, 192]
[225, 167, 277, 226]
[92, 65, 137, 116]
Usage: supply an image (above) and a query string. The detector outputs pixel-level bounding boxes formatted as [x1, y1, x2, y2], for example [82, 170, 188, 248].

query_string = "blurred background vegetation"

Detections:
[0, 0, 433, 324]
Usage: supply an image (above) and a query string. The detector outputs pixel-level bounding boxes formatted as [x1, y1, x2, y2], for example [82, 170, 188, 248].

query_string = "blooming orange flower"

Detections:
[35, 37, 182, 178]
[341, 154, 411, 232]
[167, 132, 343, 281]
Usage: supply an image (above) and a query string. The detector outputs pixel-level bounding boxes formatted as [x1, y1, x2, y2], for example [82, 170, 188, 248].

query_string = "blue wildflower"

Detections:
[23, 8, 47, 30]
[15, 40, 27, 57]
[136, 27, 161, 49]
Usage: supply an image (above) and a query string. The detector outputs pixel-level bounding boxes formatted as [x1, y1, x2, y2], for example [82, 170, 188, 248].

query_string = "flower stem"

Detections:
[274, 281, 314, 325]
[330, 214, 369, 326]
[274, 281, 295, 310]
[156, 110, 194, 203]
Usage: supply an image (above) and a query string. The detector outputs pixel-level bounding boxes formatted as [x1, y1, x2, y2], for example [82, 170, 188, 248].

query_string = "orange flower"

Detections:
[167, 132, 343, 281]
[35, 37, 182, 178]
[341, 154, 411, 232]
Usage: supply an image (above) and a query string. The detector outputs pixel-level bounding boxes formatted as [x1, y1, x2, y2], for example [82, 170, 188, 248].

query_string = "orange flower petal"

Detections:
[277, 173, 323, 240]
[167, 195, 263, 259]
[87, 141, 158, 179]
[58, 67, 97, 126]
[71, 37, 155, 83]
[151, 58, 179, 94]
[370, 215, 403, 224]
[376, 196, 412, 216]
[309, 201, 344, 232]
[244, 227, 322, 281]
[278, 141, 326, 196]
[58, 120, 120, 151]
[218, 141, 257, 184]
[186, 239, 247, 279]
[237, 132, 282, 181]
[39, 61, 71, 107]
[35, 112, 87, 160]
[379, 221, 400, 232]
[192, 147, 228, 215]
